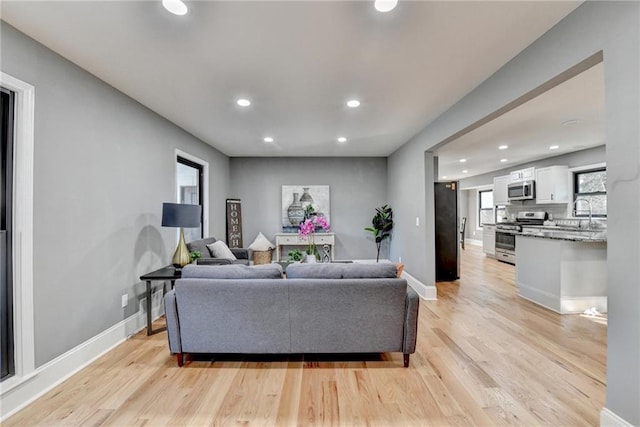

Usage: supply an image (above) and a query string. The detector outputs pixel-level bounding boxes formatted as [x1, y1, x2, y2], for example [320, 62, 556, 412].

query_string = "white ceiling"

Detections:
[1, 1, 581, 157]
[435, 62, 605, 180]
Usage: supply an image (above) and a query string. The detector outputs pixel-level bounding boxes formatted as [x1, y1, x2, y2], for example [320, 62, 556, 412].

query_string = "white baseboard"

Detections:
[402, 270, 437, 300]
[465, 238, 482, 247]
[561, 296, 607, 314]
[601, 407, 634, 426]
[0, 291, 165, 422]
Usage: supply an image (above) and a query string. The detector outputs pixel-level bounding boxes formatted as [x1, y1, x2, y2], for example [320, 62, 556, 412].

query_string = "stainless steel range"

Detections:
[495, 211, 547, 265]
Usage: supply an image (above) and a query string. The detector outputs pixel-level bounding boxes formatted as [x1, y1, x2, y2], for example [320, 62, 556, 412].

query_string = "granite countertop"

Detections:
[517, 228, 607, 243]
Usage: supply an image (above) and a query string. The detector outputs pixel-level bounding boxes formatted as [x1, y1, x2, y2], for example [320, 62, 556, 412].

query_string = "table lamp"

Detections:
[162, 202, 202, 268]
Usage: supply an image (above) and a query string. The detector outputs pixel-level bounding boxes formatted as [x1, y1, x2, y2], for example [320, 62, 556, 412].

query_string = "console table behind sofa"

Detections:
[275, 232, 335, 261]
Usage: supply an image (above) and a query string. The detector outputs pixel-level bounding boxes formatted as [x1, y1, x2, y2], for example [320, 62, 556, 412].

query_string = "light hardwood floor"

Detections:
[5, 245, 606, 426]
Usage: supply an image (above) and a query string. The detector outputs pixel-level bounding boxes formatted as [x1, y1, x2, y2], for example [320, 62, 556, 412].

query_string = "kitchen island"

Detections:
[515, 231, 607, 314]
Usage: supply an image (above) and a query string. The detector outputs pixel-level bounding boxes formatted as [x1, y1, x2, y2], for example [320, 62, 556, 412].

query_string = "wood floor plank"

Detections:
[5, 245, 606, 426]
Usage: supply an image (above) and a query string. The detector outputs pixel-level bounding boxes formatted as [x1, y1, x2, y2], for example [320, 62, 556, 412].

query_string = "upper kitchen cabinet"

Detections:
[509, 167, 535, 183]
[536, 165, 570, 204]
[493, 175, 510, 205]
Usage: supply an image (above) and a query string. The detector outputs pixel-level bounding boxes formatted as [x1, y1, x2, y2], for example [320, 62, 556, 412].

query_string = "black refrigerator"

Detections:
[434, 181, 460, 281]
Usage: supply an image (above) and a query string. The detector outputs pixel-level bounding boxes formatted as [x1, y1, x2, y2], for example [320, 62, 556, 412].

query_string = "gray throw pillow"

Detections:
[186, 237, 217, 256]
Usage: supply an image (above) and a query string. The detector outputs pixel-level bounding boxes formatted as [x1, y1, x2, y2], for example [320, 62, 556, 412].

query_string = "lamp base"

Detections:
[172, 228, 191, 268]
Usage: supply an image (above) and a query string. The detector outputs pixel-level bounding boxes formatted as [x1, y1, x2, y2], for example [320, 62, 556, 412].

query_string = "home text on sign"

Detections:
[226, 199, 243, 248]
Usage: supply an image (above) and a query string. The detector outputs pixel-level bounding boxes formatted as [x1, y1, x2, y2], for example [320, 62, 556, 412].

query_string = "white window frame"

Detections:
[0, 73, 36, 394]
[476, 185, 494, 230]
[174, 149, 209, 239]
[568, 162, 606, 218]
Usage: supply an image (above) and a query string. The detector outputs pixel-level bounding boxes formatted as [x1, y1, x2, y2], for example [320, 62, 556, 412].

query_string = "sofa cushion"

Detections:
[186, 237, 217, 256]
[207, 241, 236, 260]
[341, 263, 398, 279]
[181, 263, 283, 279]
[285, 263, 344, 279]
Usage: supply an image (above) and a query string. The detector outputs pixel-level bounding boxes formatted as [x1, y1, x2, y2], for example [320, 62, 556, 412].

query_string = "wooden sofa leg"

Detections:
[403, 353, 410, 368]
[177, 353, 184, 367]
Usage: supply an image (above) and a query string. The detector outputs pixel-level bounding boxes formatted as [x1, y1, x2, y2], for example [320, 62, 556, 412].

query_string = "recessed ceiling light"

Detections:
[346, 99, 360, 108]
[459, 158, 467, 163]
[162, 0, 188, 16]
[236, 99, 251, 107]
[442, 176, 447, 179]
[549, 145, 560, 150]
[500, 158, 508, 163]
[263, 137, 274, 143]
[462, 170, 468, 174]
[498, 145, 508, 150]
[374, 0, 398, 12]
[337, 137, 347, 143]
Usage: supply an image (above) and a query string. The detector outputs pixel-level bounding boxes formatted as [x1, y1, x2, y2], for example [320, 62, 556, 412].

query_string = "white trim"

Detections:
[175, 149, 210, 237]
[567, 162, 607, 218]
[560, 295, 607, 314]
[0, 311, 148, 422]
[600, 407, 634, 427]
[568, 162, 606, 173]
[0, 73, 35, 392]
[402, 270, 437, 300]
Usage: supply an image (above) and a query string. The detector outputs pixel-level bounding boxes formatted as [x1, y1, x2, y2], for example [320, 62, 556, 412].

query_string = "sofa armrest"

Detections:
[164, 290, 182, 354]
[403, 286, 420, 354]
[231, 248, 249, 260]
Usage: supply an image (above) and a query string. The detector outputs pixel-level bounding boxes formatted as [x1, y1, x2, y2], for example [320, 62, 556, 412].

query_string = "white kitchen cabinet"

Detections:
[536, 165, 569, 204]
[482, 225, 496, 257]
[509, 167, 535, 183]
[493, 175, 510, 205]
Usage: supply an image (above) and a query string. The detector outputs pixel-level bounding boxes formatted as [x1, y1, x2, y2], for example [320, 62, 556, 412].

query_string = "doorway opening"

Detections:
[0, 87, 15, 382]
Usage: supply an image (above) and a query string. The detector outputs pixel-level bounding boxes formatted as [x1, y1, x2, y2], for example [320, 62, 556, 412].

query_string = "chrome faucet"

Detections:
[573, 197, 593, 229]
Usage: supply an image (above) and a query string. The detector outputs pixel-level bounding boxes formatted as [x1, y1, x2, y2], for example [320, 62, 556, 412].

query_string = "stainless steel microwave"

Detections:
[507, 180, 535, 201]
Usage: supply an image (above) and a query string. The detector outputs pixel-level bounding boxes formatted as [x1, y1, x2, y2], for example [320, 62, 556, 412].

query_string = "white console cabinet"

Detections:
[275, 233, 335, 261]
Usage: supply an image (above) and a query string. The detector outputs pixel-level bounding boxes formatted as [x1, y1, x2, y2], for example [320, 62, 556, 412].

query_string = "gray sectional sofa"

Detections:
[164, 262, 420, 367]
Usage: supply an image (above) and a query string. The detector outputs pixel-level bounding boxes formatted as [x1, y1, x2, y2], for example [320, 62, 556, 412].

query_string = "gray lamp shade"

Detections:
[161, 202, 202, 228]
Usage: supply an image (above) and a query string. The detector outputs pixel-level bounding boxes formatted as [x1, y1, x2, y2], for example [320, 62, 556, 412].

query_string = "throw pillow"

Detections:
[248, 232, 276, 251]
[207, 241, 237, 260]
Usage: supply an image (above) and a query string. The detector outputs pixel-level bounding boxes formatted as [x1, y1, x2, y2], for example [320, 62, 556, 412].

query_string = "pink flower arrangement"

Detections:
[298, 215, 330, 257]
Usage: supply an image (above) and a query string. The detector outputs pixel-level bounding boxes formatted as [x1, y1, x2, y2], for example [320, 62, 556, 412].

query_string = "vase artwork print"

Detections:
[282, 185, 330, 233]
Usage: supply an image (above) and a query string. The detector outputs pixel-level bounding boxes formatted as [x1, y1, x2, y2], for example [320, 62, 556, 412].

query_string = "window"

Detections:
[478, 189, 494, 226]
[574, 168, 606, 217]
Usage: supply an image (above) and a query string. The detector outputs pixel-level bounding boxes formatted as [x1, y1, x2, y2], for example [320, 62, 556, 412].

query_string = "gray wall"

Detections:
[388, 2, 639, 423]
[460, 145, 606, 188]
[1, 23, 230, 366]
[230, 157, 387, 261]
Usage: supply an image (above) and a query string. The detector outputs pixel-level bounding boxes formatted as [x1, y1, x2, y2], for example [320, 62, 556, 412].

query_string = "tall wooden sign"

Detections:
[226, 199, 243, 248]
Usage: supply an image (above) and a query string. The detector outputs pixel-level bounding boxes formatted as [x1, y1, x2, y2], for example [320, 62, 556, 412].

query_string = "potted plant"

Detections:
[287, 249, 305, 262]
[190, 250, 202, 263]
[365, 204, 394, 262]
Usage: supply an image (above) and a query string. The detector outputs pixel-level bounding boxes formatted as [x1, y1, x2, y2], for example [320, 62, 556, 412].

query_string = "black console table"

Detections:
[139, 266, 182, 335]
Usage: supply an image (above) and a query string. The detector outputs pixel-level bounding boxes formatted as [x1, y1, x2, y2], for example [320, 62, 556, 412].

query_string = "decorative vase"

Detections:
[300, 187, 314, 210]
[287, 193, 305, 226]
[305, 253, 317, 263]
